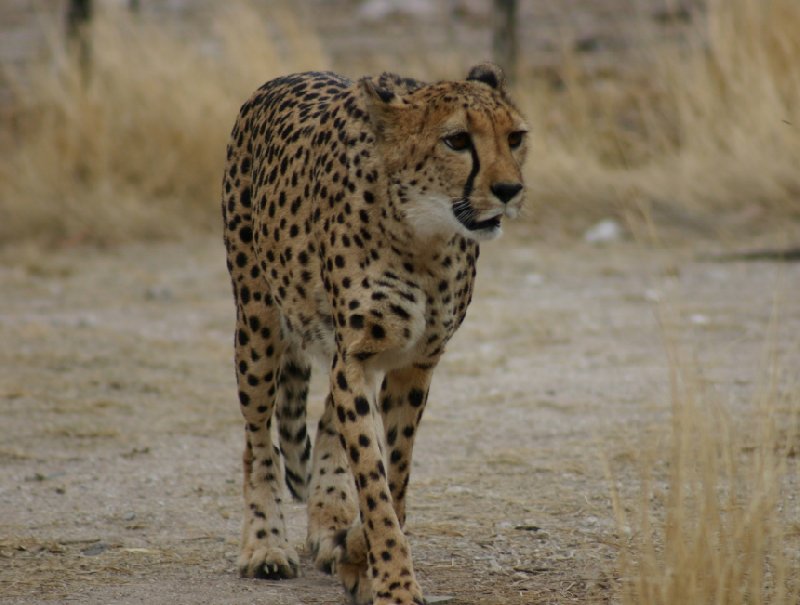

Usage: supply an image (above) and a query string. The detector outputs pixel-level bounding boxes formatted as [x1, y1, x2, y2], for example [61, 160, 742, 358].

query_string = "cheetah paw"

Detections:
[238, 544, 300, 579]
[308, 522, 367, 575]
[340, 558, 372, 605]
[308, 531, 338, 575]
[332, 524, 367, 565]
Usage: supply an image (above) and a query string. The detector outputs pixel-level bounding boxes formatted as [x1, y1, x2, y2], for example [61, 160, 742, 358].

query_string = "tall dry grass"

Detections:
[0, 0, 798, 245]
[520, 0, 800, 231]
[0, 2, 327, 244]
[609, 305, 800, 604]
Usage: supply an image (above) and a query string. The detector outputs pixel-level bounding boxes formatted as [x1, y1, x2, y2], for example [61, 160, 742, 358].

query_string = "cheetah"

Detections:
[221, 63, 528, 605]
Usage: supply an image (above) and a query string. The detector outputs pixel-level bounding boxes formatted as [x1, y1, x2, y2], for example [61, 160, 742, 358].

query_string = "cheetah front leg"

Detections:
[322, 366, 434, 603]
[329, 353, 425, 605]
[306, 394, 371, 604]
[379, 366, 433, 528]
[233, 302, 299, 579]
[307, 394, 360, 573]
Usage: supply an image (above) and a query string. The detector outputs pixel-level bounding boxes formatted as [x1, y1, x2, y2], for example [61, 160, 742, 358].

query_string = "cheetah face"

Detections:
[361, 63, 529, 242]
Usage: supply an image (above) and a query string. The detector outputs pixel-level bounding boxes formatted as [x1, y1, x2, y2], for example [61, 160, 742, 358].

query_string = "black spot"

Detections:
[240, 187, 252, 208]
[355, 396, 370, 416]
[371, 324, 386, 339]
[408, 388, 425, 407]
[376, 87, 394, 103]
[239, 226, 253, 243]
[336, 371, 348, 391]
[389, 304, 410, 320]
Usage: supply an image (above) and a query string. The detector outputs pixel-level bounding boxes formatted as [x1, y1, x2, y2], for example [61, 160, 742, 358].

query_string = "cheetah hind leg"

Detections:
[232, 302, 299, 580]
[277, 348, 313, 502]
[238, 441, 301, 579]
[306, 396, 371, 603]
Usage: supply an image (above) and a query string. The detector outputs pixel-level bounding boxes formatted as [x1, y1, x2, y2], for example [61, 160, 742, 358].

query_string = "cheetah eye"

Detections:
[508, 131, 526, 149]
[443, 132, 472, 152]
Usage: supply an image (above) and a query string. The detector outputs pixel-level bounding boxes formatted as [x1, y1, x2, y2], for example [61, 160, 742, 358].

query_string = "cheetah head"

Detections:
[360, 63, 529, 242]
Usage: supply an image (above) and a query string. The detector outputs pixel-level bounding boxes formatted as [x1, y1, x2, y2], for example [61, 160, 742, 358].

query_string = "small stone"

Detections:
[122, 512, 136, 522]
[524, 273, 544, 286]
[144, 286, 173, 301]
[76, 315, 98, 328]
[514, 524, 542, 532]
[584, 219, 623, 244]
[444, 485, 472, 495]
[81, 542, 109, 556]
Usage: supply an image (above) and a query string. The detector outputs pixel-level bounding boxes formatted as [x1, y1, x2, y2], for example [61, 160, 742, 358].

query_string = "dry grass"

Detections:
[608, 304, 800, 604]
[521, 0, 800, 232]
[1, 0, 798, 244]
[0, 1, 327, 245]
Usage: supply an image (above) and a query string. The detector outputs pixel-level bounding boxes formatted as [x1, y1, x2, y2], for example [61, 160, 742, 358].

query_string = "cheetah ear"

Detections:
[466, 62, 506, 92]
[359, 77, 409, 141]
[359, 77, 404, 106]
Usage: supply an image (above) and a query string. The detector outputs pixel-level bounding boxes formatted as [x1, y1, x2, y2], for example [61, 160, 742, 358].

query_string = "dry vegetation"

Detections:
[0, 2, 328, 244]
[521, 0, 800, 231]
[609, 305, 800, 605]
[1, 0, 799, 244]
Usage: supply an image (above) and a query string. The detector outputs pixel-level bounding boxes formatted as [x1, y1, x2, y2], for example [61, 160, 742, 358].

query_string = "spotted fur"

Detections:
[222, 62, 528, 605]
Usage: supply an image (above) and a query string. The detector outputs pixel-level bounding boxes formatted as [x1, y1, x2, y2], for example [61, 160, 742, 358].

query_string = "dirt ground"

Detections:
[1, 224, 798, 604]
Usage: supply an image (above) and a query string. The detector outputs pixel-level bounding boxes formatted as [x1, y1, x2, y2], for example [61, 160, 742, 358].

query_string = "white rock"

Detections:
[444, 485, 472, 495]
[524, 273, 544, 286]
[584, 219, 623, 244]
[644, 288, 661, 302]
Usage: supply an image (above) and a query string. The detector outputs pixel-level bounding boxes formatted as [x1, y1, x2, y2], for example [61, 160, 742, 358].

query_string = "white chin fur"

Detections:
[404, 195, 505, 242]
[470, 223, 502, 241]
[404, 195, 464, 239]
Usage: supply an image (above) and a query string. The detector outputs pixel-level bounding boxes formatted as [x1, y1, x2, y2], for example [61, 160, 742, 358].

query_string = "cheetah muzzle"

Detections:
[222, 61, 528, 605]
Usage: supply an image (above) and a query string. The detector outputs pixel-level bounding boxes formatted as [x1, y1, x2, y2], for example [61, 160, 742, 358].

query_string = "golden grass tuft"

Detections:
[609, 306, 800, 604]
[0, 2, 327, 245]
[520, 0, 800, 231]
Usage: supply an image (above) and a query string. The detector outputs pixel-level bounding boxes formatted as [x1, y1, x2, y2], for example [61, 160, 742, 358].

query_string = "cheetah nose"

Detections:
[490, 182, 523, 203]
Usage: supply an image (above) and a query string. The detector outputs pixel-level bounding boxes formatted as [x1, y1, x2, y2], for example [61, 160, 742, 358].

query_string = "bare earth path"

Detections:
[1, 225, 798, 604]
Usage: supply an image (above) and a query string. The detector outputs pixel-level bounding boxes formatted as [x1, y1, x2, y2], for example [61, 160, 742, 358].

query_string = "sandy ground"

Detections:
[1, 224, 798, 604]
